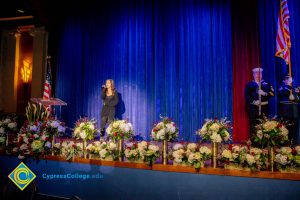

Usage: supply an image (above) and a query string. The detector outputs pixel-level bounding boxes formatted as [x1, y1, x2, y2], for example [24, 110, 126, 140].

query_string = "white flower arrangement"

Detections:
[44, 118, 66, 137]
[98, 140, 118, 160]
[61, 141, 83, 160]
[151, 116, 179, 141]
[73, 117, 98, 141]
[15, 121, 54, 159]
[106, 120, 134, 141]
[172, 143, 211, 169]
[220, 145, 268, 171]
[124, 142, 143, 162]
[253, 116, 289, 147]
[197, 118, 231, 143]
[275, 146, 300, 172]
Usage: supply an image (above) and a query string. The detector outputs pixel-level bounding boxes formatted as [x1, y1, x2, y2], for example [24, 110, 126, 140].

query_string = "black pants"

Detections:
[100, 115, 114, 136]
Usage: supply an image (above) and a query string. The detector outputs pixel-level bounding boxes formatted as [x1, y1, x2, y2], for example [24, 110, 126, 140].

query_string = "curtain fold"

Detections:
[55, 0, 233, 141]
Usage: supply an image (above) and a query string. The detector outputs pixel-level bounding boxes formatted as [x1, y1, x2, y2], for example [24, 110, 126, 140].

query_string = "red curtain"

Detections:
[232, 0, 261, 142]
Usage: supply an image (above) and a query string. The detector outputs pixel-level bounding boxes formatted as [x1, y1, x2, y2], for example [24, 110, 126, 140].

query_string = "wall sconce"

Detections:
[21, 60, 32, 83]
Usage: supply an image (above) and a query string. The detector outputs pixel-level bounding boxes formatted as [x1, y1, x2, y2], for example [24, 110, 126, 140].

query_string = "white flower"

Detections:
[3, 118, 11, 124]
[120, 123, 130, 133]
[99, 149, 108, 158]
[232, 145, 240, 153]
[79, 122, 85, 128]
[74, 127, 80, 135]
[199, 146, 211, 155]
[257, 130, 263, 139]
[295, 146, 300, 155]
[18, 155, 25, 159]
[173, 143, 184, 150]
[275, 154, 288, 165]
[250, 148, 262, 155]
[156, 129, 165, 140]
[106, 126, 112, 135]
[210, 132, 222, 143]
[209, 123, 220, 132]
[138, 141, 148, 150]
[232, 153, 239, 159]
[54, 143, 61, 148]
[280, 126, 289, 137]
[79, 131, 87, 139]
[88, 123, 95, 130]
[148, 144, 159, 152]
[263, 121, 278, 131]
[108, 142, 117, 150]
[188, 152, 201, 163]
[8, 122, 17, 129]
[280, 147, 292, 155]
[246, 154, 255, 165]
[222, 149, 232, 159]
[33, 134, 39, 139]
[187, 143, 197, 151]
[0, 127, 4, 134]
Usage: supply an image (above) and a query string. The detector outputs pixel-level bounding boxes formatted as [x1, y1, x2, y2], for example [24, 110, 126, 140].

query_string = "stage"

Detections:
[1, 155, 300, 200]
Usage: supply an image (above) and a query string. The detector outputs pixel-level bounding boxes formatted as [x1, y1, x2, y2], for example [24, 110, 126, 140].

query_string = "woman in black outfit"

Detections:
[100, 79, 119, 137]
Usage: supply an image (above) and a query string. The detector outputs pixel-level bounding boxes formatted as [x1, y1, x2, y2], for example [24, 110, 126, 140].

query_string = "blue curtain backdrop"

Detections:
[258, 0, 300, 117]
[55, 0, 233, 141]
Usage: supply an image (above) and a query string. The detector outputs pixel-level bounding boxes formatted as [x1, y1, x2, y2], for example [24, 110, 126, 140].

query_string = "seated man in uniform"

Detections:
[245, 67, 275, 137]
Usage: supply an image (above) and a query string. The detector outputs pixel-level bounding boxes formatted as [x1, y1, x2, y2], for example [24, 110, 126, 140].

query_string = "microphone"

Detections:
[101, 85, 106, 89]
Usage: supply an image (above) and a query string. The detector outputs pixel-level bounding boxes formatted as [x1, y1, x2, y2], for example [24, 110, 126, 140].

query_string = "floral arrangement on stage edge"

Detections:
[44, 118, 66, 137]
[275, 146, 300, 173]
[124, 141, 160, 165]
[106, 119, 134, 141]
[151, 116, 179, 141]
[252, 116, 289, 148]
[61, 141, 83, 161]
[98, 140, 118, 161]
[0, 116, 18, 146]
[220, 144, 268, 171]
[13, 121, 52, 159]
[172, 143, 212, 169]
[196, 118, 231, 143]
[73, 117, 98, 141]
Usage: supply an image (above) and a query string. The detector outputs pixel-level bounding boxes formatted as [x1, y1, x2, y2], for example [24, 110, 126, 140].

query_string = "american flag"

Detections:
[275, 0, 291, 65]
[43, 59, 52, 99]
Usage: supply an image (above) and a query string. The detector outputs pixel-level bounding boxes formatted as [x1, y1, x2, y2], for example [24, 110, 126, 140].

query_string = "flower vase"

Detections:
[51, 136, 55, 156]
[83, 140, 87, 159]
[118, 139, 124, 162]
[162, 139, 168, 165]
[211, 142, 218, 168]
[268, 146, 274, 172]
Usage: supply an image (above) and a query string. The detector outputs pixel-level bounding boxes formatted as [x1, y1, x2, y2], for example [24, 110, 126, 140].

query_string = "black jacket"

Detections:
[100, 88, 119, 118]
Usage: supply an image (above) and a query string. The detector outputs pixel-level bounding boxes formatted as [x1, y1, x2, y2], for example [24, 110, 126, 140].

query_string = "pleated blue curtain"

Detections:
[55, 0, 233, 141]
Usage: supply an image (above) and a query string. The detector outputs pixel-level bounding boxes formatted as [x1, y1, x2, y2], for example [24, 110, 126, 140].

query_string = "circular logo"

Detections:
[13, 167, 30, 185]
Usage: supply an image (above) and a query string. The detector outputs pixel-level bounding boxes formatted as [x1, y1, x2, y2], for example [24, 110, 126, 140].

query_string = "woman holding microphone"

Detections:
[100, 79, 119, 137]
